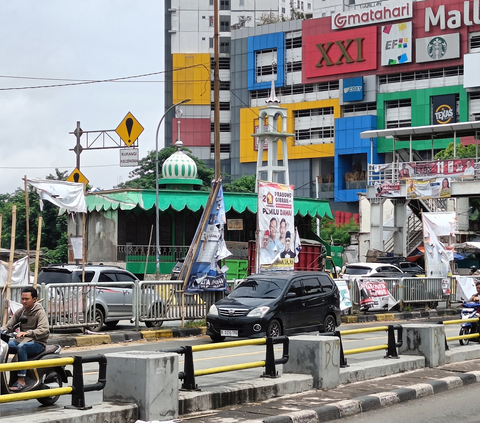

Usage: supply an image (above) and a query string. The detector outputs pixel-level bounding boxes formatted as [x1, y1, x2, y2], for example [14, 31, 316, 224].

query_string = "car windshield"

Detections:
[344, 266, 371, 275]
[229, 279, 283, 299]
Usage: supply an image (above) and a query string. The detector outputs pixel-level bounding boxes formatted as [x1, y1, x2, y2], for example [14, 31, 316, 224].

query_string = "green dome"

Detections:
[162, 141, 198, 180]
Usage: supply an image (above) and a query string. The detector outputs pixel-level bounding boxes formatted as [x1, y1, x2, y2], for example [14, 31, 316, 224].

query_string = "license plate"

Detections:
[221, 329, 238, 337]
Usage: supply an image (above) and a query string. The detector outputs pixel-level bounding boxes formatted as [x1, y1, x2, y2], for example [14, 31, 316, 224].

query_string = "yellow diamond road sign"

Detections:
[67, 168, 89, 185]
[115, 112, 144, 147]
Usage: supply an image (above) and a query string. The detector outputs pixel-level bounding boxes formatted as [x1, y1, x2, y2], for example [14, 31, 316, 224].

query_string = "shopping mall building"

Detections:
[165, 0, 480, 218]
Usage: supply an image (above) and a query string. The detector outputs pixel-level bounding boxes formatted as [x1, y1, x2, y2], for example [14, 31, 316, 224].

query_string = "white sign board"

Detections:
[120, 148, 139, 167]
[381, 21, 412, 66]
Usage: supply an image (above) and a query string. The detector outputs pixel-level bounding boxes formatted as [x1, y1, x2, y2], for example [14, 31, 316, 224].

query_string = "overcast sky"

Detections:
[0, 1, 165, 194]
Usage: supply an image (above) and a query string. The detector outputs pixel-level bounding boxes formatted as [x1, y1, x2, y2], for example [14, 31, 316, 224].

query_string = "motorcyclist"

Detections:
[0, 287, 49, 391]
[469, 265, 480, 276]
[469, 281, 480, 303]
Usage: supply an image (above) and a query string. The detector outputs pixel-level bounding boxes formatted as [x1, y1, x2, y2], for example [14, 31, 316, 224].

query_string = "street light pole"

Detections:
[155, 99, 190, 277]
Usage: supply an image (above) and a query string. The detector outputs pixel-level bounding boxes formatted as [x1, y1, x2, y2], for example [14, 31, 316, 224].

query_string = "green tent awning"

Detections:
[86, 189, 332, 219]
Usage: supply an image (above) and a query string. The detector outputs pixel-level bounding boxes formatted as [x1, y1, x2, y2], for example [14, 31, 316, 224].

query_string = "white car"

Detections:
[341, 263, 405, 280]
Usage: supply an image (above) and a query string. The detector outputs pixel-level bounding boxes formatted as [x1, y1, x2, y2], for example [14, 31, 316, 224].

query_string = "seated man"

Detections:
[469, 265, 480, 276]
[1, 287, 49, 391]
[470, 281, 480, 302]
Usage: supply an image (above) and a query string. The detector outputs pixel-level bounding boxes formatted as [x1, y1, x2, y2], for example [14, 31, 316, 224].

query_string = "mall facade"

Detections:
[165, 0, 480, 216]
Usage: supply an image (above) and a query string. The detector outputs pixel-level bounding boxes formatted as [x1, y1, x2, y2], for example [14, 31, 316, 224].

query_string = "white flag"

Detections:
[294, 227, 302, 263]
[27, 178, 87, 213]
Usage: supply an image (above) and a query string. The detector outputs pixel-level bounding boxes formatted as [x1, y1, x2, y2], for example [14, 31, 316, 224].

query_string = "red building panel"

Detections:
[170, 118, 210, 147]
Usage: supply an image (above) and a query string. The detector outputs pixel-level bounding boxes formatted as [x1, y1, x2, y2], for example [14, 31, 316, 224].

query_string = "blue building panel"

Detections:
[334, 115, 382, 202]
[247, 33, 285, 91]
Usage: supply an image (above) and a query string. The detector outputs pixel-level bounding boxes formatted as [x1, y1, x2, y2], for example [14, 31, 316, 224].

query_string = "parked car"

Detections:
[396, 261, 424, 275]
[341, 262, 409, 280]
[37, 264, 164, 331]
[206, 271, 341, 342]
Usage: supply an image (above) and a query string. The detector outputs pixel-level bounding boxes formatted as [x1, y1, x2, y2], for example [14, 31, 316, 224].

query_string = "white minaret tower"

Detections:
[254, 75, 294, 192]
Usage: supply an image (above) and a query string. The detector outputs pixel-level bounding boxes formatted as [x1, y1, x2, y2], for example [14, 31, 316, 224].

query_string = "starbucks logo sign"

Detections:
[427, 37, 447, 60]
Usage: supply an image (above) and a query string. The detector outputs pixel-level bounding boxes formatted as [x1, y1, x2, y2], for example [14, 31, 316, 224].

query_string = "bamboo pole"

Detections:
[2, 205, 16, 326]
[24, 176, 30, 267]
[33, 216, 43, 289]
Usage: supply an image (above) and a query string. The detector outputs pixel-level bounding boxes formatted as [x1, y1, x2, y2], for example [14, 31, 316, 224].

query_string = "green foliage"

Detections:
[116, 147, 214, 190]
[434, 142, 478, 160]
[319, 219, 359, 246]
[0, 170, 69, 265]
[223, 175, 256, 193]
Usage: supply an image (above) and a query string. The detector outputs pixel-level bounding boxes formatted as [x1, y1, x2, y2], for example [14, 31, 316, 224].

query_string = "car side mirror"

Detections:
[286, 292, 296, 299]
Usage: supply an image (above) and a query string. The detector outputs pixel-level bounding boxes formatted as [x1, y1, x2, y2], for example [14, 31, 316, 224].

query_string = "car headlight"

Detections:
[207, 304, 218, 316]
[247, 306, 270, 318]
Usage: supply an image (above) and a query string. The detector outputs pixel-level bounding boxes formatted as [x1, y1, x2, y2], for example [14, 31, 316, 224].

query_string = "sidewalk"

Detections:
[47, 307, 459, 348]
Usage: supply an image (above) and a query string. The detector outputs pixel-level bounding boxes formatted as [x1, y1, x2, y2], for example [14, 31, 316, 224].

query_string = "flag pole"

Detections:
[2, 205, 16, 326]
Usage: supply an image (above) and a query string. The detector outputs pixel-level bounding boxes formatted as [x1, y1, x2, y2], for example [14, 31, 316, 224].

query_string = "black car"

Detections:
[206, 271, 341, 342]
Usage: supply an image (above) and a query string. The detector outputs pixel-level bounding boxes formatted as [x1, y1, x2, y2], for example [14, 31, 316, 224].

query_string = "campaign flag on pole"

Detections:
[294, 227, 302, 263]
[27, 178, 87, 213]
[185, 182, 231, 293]
[257, 181, 295, 272]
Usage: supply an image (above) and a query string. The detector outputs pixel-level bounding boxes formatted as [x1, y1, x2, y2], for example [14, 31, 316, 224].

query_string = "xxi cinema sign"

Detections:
[303, 27, 377, 80]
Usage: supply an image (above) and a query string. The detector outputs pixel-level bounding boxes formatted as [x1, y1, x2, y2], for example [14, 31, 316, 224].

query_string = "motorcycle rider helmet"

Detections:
[471, 265, 478, 273]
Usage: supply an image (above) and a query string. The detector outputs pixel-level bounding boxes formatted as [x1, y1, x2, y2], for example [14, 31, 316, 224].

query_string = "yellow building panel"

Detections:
[173, 53, 211, 105]
[240, 99, 340, 163]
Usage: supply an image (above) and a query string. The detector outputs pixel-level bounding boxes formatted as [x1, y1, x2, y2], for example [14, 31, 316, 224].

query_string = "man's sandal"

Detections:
[10, 381, 26, 392]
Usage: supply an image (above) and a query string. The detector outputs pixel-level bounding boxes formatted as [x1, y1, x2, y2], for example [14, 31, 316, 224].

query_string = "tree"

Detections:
[319, 219, 359, 246]
[223, 175, 256, 193]
[116, 147, 214, 190]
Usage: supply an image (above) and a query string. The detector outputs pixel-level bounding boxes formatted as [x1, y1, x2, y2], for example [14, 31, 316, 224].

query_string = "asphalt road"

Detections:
[340, 383, 480, 423]
[0, 316, 470, 419]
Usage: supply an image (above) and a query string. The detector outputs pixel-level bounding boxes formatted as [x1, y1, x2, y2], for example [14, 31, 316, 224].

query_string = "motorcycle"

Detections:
[0, 316, 70, 405]
[458, 301, 480, 346]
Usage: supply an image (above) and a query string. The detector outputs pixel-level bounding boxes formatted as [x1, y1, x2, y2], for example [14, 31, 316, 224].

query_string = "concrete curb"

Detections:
[47, 310, 456, 348]
[262, 372, 480, 423]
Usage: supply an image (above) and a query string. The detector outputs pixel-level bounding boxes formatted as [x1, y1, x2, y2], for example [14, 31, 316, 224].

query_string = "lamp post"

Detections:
[155, 99, 190, 277]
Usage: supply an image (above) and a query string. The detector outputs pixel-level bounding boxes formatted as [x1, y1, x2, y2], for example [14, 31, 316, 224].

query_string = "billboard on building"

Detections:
[257, 181, 296, 272]
[400, 159, 475, 180]
[342, 77, 364, 102]
[381, 22, 412, 66]
[416, 33, 460, 63]
[431, 94, 457, 125]
[303, 27, 377, 80]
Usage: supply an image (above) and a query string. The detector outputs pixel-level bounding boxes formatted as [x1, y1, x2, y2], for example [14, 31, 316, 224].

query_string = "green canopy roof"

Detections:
[86, 189, 332, 219]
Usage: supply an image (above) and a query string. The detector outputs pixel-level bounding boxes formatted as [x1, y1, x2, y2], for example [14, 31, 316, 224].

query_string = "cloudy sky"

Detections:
[0, 1, 165, 194]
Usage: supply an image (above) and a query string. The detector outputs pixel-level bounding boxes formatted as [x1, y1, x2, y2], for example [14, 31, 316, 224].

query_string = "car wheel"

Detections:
[459, 326, 471, 346]
[427, 301, 438, 309]
[210, 334, 226, 342]
[37, 369, 63, 405]
[145, 320, 164, 329]
[86, 308, 104, 332]
[266, 319, 282, 338]
[322, 314, 336, 333]
[105, 320, 119, 328]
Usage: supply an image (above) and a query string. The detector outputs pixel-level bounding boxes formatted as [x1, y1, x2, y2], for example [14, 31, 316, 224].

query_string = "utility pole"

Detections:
[214, 0, 221, 179]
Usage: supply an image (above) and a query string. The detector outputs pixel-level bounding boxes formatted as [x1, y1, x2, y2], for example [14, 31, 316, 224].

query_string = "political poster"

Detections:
[399, 159, 476, 180]
[334, 279, 352, 311]
[185, 182, 231, 293]
[406, 177, 451, 199]
[374, 181, 401, 198]
[257, 181, 295, 272]
[356, 279, 397, 311]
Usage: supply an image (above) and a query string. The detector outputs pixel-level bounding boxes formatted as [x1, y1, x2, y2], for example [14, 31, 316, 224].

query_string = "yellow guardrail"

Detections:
[0, 357, 74, 372]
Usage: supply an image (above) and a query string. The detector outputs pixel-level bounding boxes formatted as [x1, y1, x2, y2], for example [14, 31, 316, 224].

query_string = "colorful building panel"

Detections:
[172, 53, 211, 105]
[171, 118, 211, 147]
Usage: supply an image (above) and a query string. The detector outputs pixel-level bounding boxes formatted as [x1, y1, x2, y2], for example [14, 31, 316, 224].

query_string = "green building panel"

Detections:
[376, 85, 468, 153]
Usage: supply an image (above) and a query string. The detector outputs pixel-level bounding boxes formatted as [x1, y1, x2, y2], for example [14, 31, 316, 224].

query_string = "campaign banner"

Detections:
[399, 159, 475, 180]
[185, 182, 231, 293]
[406, 177, 451, 199]
[257, 181, 295, 271]
[356, 279, 397, 311]
[455, 276, 478, 302]
[334, 279, 352, 311]
[375, 181, 401, 198]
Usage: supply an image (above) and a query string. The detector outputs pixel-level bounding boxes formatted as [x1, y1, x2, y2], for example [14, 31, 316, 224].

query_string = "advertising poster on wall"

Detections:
[406, 177, 451, 199]
[416, 33, 460, 64]
[375, 181, 401, 197]
[356, 279, 397, 311]
[431, 94, 457, 125]
[422, 212, 456, 278]
[257, 181, 295, 272]
[399, 159, 476, 180]
[381, 21, 412, 66]
[185, 182, 232, 293]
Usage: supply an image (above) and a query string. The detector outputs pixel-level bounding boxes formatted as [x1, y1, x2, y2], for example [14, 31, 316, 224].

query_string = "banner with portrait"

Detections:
[257, 181, 296, 272]
[406, 177, 451, 199]
[399, 159, 475, 180]
[356, 279, 397, 311]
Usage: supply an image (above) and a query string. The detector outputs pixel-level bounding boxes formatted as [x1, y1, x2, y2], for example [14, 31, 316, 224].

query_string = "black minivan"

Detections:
[206, 271, 341, 342]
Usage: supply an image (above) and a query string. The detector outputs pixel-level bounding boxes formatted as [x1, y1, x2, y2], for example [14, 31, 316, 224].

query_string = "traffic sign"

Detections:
[115, 112, 144, 147]
[67, 168, 89, 185]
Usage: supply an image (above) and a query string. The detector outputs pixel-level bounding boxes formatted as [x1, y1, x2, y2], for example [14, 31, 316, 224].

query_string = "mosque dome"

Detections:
[162, 141, 198, 180]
